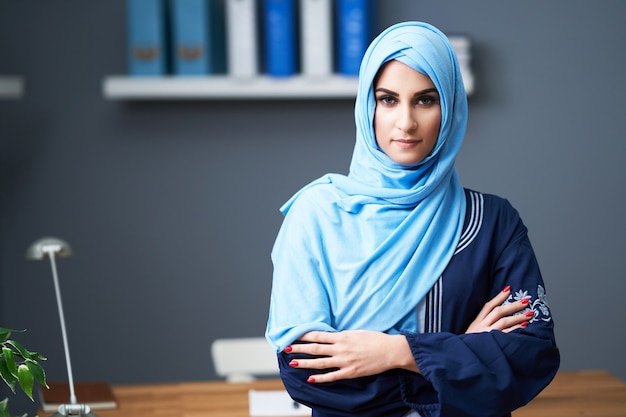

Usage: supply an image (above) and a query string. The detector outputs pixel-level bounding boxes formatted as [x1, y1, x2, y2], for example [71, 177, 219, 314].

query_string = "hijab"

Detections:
[266, 22, 468, 351]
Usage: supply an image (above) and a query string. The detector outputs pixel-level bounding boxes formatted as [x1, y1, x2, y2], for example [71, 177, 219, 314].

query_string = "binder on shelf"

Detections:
[225, 0, 259, 77]
[170, 0, 226, 76]
[127, 0, 168, 76]
[335, 0, 374, 75]
[39, 381, 117, 413]
[263, 0, 297, 77]
[299, 0, 333, 77]
[448, 35, 474, 96]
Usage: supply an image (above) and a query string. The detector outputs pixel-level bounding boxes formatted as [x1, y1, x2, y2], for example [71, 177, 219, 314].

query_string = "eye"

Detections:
[416, 94, 439, 106]
[376, 95, 397, 106]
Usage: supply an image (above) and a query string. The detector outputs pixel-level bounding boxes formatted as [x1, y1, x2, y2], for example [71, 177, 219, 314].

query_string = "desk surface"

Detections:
[44, 370, 626, 417]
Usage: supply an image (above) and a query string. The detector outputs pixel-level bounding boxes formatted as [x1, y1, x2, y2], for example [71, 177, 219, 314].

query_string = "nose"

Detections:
[396, 106, 417, 132]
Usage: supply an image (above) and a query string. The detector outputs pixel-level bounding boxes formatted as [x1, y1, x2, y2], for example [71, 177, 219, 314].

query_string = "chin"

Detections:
[390, 155, 426, 166]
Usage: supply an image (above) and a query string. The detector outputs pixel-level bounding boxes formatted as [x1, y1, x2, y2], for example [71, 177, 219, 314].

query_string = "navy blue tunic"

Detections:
[278, 189, 560, 417]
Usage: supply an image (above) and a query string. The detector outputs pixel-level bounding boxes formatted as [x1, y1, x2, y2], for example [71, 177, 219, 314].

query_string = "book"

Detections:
[335, 0, 374, 75]
[263, 0, 297, 77]
[126, 0, 168, 76]
[299, 0, 333, 77]
[39, 381, 118, 413]
[448, 35, 474, 96]
[225, 0, 259, 77]
[248, 389, 311, 416]
[170, 0, 226, 76]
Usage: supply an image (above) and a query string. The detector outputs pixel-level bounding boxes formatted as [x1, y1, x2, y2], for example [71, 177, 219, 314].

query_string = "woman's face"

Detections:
[373, 60, 441, 166]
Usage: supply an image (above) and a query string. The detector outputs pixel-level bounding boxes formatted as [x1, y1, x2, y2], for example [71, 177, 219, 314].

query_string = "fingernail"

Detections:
[502, 285, 511, 293]
[283, 346, 293, 353]
[307, 377, 315, 383]
[289, 360, 299, 367]
[521, 297, 530, 305]
[521, 321, 529, 328]
[525, 311, 534, 317]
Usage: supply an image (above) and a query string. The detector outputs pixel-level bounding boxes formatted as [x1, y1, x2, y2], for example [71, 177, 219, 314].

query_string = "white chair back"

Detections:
[211, 337, 279, 382]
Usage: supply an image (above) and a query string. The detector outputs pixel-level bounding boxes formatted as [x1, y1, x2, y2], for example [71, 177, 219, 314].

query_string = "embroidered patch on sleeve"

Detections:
[503, 285, 552, 323]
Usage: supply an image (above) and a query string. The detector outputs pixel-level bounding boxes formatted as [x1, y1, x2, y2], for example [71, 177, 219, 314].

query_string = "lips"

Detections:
[392, 138, 422, 149]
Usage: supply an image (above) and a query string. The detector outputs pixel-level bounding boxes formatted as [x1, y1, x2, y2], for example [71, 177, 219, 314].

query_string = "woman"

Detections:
[266, 21, 559, 417]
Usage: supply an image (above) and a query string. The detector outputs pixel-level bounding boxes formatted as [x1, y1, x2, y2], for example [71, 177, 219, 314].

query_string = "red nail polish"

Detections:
[521, 321, 529, 328]
[307, 377, 315, 383]
[502, 285, 511, 293]
[289, 360, 299, 367]
[283, 346, 293, 353]
[525, 311, 534, 317]
[521, 297, 530, 305]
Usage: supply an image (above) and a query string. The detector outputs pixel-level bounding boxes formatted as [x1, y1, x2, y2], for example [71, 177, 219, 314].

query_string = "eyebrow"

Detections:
[374, 87, 439, 97]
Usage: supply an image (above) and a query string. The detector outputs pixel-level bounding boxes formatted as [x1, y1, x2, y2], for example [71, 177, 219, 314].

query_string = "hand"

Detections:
[285, 330, 418, 383]
[465, 285, 532, 334]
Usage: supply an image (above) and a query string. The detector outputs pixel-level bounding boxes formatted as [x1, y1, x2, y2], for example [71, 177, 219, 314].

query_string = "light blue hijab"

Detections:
[266, 22, 468, 351]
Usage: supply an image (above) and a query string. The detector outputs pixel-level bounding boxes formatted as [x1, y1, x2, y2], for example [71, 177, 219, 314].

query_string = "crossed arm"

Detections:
[283, 286, 531, 384]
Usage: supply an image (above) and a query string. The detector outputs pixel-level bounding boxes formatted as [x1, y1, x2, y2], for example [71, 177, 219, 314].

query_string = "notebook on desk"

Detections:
[249, 389, 311, 416]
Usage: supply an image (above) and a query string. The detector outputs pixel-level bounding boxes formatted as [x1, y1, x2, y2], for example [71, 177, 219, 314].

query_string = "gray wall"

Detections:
[2, 0, 625, 414]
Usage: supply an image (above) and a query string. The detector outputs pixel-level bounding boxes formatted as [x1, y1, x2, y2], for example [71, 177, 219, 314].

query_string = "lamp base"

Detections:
[49, 403, 99, 417]
[50, 413, 99, 417]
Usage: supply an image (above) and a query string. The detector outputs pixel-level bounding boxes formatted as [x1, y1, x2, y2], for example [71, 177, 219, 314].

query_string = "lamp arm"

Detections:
[47, 249, 77, 405]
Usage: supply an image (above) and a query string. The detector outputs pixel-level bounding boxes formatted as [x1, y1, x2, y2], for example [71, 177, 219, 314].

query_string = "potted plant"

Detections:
[0, 327, 47, 417]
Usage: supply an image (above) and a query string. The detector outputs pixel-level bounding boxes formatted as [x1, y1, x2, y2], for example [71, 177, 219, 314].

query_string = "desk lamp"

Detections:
[25, 237, 98, 417]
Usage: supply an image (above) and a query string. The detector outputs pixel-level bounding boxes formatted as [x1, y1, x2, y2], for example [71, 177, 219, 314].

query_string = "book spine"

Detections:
[263, 0, 297, 77]
[299, 0, 332, 77]
[225, 0, 259, 77]
[335, 0, 373, 76]
[208, 0, 227, 74]
[127, 0, 168, 76]
[448, 36, 474, 95]
[170, 0, 209, 75]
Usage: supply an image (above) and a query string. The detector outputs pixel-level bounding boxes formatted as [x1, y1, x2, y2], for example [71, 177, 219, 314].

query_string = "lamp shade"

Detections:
[25, 237, 73, 260]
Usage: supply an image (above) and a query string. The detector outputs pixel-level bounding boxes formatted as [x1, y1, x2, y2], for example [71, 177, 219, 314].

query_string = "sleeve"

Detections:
[400, 197, 560, 417]
[277, 351, 414, 417]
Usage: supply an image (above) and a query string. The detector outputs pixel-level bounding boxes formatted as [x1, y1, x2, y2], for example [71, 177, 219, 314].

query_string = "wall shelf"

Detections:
[0, 76, 24, 99]
[102, 75, 360, 100]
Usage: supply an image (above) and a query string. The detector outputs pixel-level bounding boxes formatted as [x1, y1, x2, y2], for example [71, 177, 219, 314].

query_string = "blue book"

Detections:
[263, 0, 297, 77]
[127, 0, 168, 76]
[336, 0, 374, 76]
[170, 0, 226, 76]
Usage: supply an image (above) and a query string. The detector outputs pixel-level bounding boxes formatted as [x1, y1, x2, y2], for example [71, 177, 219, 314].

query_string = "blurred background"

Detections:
[1, 1, 625, 415]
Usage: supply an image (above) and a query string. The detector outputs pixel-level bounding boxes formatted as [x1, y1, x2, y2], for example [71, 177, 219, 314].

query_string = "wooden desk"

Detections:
[513, 370, 626, 417]
[44, 370, 626, 417]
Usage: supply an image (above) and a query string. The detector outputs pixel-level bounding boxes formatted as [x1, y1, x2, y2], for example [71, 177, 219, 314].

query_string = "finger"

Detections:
[475, 286, 512, 321]
[491, 310, 534, 331]
[494, 298, 530, 317]
[502, 321, 529, 334]
[297, 331, 337, 344]
[285, 342, 331, 356]
[306, 369, 346, 384]
[492, 285, 513, 305]
[483, 297, 531, 325]
[289, 357, 335, 370]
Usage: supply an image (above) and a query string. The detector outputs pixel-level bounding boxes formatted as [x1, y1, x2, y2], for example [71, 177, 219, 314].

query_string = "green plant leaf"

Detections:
[0, 330, 12, 344]
[0, 397, 8, 416]
[17, 365, 34, 401]
[4, 341, 30, 361]
[26, 352, 46, 362]
[24, 360, 47, 389]
[0, 358, 17, 392]
[0, 329, 24, 344]
[1, 349, 17, 378]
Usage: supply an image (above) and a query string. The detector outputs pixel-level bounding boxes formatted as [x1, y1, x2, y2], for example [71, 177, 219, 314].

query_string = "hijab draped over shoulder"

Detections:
[266, 22, 468, 351]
